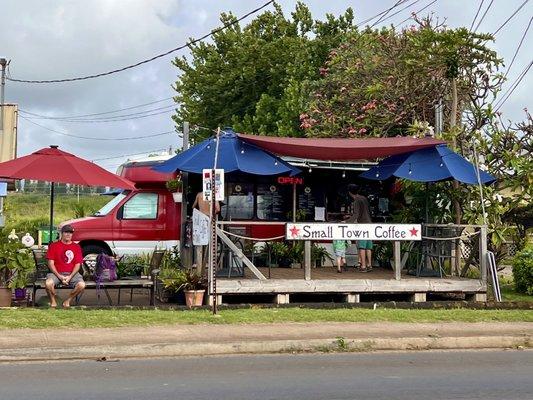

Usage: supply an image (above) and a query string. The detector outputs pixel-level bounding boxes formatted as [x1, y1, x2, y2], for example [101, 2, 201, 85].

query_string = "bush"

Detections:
[512, 246, 533, 295]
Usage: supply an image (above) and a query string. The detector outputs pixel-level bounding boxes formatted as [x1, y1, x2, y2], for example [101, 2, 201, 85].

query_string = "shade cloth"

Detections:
[154, 129, 301, 176]
[359, 144, 496, 184]
[238, 133, 445, 161]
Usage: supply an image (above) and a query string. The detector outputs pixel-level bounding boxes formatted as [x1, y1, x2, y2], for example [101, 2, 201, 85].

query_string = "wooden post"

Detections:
[479, 225, 488, 286]
[393, 241, 401, 280]
[344, 293, 360, 303]
[180, 122, 192, 267]
[275, 294, 289, 304]
[411, 293, 426, 302]
[304, 240, 311, 280]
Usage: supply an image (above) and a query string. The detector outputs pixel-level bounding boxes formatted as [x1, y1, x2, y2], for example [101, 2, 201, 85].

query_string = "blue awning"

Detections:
[153, 129, 300, 176]
[360, 144, 495, 185]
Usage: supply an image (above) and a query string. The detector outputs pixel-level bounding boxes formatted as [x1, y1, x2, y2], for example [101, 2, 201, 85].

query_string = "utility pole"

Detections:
[0, 58, 7, 133]
[434, 99, 443, 135]
[179, 122, 191, 267]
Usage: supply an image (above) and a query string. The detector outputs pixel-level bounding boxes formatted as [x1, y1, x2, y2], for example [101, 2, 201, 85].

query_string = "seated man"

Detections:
[45, 224, 85, 308]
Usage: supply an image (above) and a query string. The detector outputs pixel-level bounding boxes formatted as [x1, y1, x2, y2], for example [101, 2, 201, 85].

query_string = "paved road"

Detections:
[1, 350, 531, 400]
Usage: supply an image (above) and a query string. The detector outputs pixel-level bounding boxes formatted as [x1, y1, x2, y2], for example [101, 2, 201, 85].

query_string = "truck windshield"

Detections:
[93, 191, 129, 216]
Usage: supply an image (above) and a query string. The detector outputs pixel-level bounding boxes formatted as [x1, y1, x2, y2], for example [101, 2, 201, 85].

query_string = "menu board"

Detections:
[298, 186, 315, 220]
[257, 184, 286, 220]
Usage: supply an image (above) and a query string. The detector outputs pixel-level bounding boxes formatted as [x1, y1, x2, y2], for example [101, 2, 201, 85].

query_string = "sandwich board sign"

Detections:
[202, 169, 224, 201]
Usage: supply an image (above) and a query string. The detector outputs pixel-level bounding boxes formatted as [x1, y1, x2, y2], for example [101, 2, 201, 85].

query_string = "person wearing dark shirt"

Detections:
[45, 224, 85, 308]
[345, 184, 373, 272]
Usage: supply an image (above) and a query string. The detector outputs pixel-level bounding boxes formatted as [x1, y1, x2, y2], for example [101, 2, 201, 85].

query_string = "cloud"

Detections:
[1, 0, 530, 171]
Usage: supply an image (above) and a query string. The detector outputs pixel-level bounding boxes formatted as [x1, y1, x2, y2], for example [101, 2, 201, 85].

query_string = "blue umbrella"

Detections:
[154, 129, 300, 176]
[360, 144, 495, 184]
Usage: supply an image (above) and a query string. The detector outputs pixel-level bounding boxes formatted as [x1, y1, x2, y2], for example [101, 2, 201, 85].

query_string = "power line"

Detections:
[379, 0, 424, 25]
[494, 59, 532, 111]
[493, 0, 530, 35]
[6, 1, 274, 84]
[20, 114, 178, 141]
[397, 0, 438, 25]
[20, 104, 177, 123]
[473, 0, 495, 32]
[470, 0, 485, 31]
[19, 97, 174, 119]
[503, 16, 533, 80]
[368, 0, 410, 27]
[356, 0, 410, 27]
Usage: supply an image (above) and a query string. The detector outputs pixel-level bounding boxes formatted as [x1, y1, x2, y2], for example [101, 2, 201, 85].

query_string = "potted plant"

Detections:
[181, 269, 207, 307]
[165, 178, 183, 202]
[269, 241, 290, 268]
[311, 244, 333, 268]
[159, 267, 187, 304]
[288, 242, 304, 268]
[0, 239, 36, 307]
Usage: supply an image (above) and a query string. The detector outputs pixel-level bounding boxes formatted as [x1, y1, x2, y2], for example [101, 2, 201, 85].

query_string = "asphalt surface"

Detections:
[1, 350, 532, 400]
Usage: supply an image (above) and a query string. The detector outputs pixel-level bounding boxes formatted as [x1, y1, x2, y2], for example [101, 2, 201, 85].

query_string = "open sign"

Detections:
[277, 176, 303, 185]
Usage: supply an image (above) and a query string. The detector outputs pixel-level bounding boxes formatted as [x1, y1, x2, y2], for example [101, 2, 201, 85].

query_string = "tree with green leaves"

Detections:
[172, 2, 356, 141]
[301, 17, 503, 138]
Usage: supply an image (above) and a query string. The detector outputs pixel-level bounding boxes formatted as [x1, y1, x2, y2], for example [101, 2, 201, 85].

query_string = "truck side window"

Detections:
[122, 193, 158, 219]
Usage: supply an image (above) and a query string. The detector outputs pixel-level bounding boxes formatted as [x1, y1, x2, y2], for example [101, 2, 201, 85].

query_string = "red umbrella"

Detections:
[0, 145, 135, 241]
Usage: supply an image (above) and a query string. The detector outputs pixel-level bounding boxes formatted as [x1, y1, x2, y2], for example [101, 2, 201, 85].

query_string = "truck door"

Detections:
[112, 191, 169, 254]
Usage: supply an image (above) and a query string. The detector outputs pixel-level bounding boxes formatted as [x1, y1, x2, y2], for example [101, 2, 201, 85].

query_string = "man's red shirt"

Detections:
[46, 241, 83, 274]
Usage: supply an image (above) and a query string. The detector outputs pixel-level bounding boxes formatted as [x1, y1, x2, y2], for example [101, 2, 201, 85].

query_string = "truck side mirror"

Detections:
[117, 206, 124, 220]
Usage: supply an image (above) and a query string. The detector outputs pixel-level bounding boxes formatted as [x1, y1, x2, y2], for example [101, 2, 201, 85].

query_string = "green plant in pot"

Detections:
[287, 242, 304, 268]
[181, 269, 208, 307]
[159, 267, 187, 304]
[311, 244, 333, 268]
[269, 241, 290, 268]
[0, 238, 36, 306]
[166, 178, 183, 202]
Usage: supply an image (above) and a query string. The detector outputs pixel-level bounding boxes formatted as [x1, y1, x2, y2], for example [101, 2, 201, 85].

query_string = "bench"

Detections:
[29, 249, 166, 306]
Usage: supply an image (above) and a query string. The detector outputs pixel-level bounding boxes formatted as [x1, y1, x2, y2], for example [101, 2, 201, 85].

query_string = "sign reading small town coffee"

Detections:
[285, 223, 422, 241]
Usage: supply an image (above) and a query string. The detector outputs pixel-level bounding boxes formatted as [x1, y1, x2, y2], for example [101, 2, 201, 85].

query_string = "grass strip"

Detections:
[0, 308, 532, 330]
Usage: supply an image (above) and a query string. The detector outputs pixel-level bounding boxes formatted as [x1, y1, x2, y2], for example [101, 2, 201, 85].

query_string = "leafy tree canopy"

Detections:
[302, 17, 503, 138]
[172, 2, 356, 140]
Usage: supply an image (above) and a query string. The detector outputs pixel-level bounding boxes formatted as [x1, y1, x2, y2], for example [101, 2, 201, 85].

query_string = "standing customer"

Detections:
[45, 224, 85, 308]
[345, 184, 373, 272]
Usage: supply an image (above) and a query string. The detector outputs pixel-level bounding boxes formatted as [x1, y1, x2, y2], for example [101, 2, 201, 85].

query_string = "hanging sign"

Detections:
[286, 223, 422, 241]
[192, 208, 210, 246]
[202, 169, 224, 201]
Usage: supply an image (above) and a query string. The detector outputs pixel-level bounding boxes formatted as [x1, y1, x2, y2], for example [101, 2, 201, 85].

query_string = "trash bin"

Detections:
[39, 228, 59, 245]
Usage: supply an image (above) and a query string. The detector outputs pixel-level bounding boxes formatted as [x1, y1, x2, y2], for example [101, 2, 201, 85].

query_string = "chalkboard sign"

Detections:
[257, 184, 288, 220]
[298, 186, 315, 220]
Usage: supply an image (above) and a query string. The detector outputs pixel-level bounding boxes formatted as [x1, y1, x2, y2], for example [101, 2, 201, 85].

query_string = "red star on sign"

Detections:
[289, 225, 300, 238]
[409, 227, 419, 237]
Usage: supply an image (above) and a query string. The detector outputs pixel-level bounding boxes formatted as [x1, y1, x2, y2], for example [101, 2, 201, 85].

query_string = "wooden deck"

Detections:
[216, 266, 487, 303]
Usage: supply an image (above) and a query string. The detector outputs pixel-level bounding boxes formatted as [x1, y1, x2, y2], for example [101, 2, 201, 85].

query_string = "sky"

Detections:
[0, 0, 531, 172]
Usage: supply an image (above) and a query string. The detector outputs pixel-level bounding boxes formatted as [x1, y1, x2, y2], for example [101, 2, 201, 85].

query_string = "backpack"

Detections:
[94, 253, 117, 288]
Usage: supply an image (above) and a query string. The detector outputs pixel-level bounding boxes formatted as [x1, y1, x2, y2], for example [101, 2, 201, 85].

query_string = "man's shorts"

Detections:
[334, 249, 346, 258]
[46, 272, 84, 288]
[358, 240, 373, 250]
